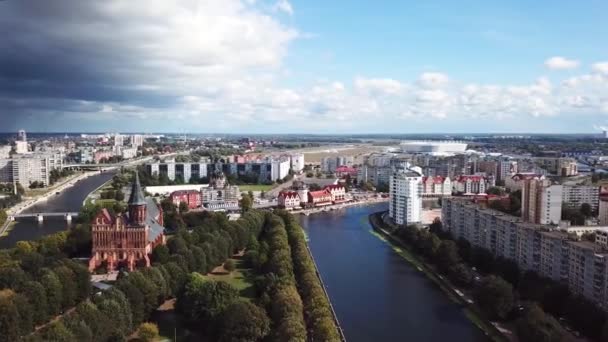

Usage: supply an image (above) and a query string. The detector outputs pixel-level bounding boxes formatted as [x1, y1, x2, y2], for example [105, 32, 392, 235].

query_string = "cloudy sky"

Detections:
[1, 0, 608, 134]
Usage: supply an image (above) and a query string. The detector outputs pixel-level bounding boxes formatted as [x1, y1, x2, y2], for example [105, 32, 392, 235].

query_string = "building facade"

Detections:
[89, 174, 166, 272]
[442, 197, 608, 309]
[170, 190, 201, 209]
[521, 179, 562, 225]
[389, 169, 422, 225]
[421, 176, 452, 197]
[562, 185, 600, 211]
[278, 191, 301, 210]
[452, 175, 491, 194]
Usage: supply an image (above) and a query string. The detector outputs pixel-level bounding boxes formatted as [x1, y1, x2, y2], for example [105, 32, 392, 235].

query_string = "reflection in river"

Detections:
[0, 171, 115, 249]
[299, 203, 489, 342]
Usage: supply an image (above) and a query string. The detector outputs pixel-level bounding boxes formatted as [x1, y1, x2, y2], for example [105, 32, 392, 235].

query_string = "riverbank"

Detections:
[292, 197, 389, 216]
[368, 212, 508, 342]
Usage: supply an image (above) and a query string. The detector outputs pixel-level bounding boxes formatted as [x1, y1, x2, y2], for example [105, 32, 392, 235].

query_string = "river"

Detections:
[299, 203, 489, 342]
[0, 171, 115, 249]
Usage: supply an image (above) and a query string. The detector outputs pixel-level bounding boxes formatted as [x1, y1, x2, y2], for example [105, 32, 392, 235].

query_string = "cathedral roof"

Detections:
[145, 198, 164, 242]
[128, 172, 147, 205]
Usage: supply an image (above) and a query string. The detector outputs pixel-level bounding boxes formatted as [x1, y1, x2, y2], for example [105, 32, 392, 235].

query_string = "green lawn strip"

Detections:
[204, 258, 256, 299]
[238, 184, 276, 192]
[368, 213, 507, 342]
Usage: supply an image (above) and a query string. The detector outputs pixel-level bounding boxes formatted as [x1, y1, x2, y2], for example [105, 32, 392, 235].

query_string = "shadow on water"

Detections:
[299, 203, 489, 342]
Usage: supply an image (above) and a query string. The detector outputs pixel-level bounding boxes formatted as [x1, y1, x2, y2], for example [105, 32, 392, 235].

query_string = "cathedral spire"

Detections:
[128, 172, 146, 205]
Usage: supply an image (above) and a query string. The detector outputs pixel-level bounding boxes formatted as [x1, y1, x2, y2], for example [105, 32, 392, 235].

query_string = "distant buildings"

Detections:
[10, 152, 63, 186]
[278, 191, 301, 210]
[290, 153, 305, 172]
[321, 156, 354, 173]
[399, 140, 467, 154]
[389, 168, 422, 225]
[146, 155, 291, 183]
[0, 146, 11, 159]
[18, 129, 27, 142]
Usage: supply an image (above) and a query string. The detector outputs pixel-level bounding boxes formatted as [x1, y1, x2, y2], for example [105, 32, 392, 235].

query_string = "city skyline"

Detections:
[1, 0, 608, 133]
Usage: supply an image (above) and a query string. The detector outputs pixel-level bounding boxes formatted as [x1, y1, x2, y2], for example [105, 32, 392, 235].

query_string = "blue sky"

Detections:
[1, 0, 608, 133]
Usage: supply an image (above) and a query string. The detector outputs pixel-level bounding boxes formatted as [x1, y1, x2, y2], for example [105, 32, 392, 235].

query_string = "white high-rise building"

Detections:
[114, 134, 124, 146]
[15, 141, 28, 154]
[18, 129, 27, 142]
[131, 135, 144, 147]
[389, 168, 423, 225]
[599, 197, 608, 226]
[289, 153, 305, 172]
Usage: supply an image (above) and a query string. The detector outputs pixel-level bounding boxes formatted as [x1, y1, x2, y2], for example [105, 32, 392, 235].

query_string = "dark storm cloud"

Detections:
[0, 0, 177, 127]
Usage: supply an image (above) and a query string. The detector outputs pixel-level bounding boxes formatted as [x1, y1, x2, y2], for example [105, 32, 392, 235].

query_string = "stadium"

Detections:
[399, 140, 468, 154]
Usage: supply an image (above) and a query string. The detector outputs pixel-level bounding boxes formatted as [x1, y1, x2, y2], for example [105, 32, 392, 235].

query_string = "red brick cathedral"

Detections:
[89, 173, 166, 272]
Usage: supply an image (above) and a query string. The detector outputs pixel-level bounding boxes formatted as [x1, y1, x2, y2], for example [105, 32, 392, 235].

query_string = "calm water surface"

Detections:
[299, 203, 489, 342]
[0, 171, 115, 249]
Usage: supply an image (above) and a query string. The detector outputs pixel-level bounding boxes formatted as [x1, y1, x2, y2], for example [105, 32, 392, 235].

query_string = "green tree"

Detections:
[41, 270, 63, 315]
[0, 209, 6, 226]
[486, 186, 505, 196]
[436, 240, 460, 272]
[224, 259, 236, 273]
[21, 281, 49, 325]
[177, 275, 239, 326]
[474, 276, 514, 319]
[179, 201, 189, 213]
[114, 191, 125, 202]
[219, 301, 271, 342]
[137, 322, 160, 342]
[41, 321, 75, 342]
[516, 304, 565, 342]
[240, 194, 252, 213]
[0, 293, 21, 342]
[151, 245, 170, 264]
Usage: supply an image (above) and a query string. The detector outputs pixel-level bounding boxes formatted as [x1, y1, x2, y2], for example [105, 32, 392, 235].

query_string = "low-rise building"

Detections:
[452, 175, 491, 194]
[278, 191, 301, 210]
[170, 190, 201, 209]
[308, 190, 333, 207]
[421, 176, 451, 197]
[324, 184, 346, 203]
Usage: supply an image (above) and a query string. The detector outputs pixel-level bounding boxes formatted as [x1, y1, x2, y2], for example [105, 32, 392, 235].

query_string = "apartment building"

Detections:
[0, 159, 12, 183]
[521, 178, 562, 225]
[421, 176, 451, 197]
[562, 185, 600, 211]
[443, 197, 608, 310]
[389, 168, 422, 225]
[505, 173, 545, 192]
[452, 175, 491, 194]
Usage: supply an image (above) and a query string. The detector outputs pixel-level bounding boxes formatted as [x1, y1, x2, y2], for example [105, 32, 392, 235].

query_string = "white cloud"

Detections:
[544, 56, 580, 70]
[592, 61, 608, 74]
[273, 0, 294, 15]
[417, 72, 449, 88]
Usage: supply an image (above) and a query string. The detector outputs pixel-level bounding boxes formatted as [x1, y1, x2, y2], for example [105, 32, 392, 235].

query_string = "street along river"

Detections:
[0, 171, 115, 249]
[299, 202, 489, 342]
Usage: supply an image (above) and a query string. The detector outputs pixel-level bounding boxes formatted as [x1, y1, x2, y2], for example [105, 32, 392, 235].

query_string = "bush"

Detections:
[137, 322, 159, 342]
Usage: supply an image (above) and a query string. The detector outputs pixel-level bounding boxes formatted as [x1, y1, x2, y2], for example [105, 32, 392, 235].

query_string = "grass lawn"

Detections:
[238, 184, 276, 192]
[205, 258, 256, 299]
[96, 199, 117, 206]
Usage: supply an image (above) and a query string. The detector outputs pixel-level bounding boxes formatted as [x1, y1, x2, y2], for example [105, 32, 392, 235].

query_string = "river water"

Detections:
[0, 171, 115, 249]
[299, 203, 488, 342]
